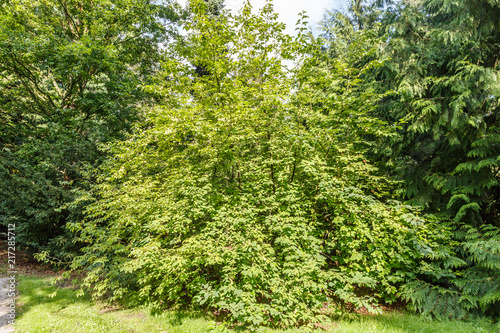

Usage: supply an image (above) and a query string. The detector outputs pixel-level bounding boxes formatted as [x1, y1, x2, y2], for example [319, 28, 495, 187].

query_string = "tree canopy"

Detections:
[0, 0, 178, 258]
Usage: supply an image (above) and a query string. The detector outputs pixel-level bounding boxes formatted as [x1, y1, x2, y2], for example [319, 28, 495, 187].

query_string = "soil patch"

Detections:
[0, 240, 60, 277]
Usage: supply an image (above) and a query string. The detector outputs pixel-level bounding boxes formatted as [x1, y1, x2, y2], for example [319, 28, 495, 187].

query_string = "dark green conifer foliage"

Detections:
[321, 0, 500, 320]
[372, 0, 500, 319]
[377, 0, 500, 222]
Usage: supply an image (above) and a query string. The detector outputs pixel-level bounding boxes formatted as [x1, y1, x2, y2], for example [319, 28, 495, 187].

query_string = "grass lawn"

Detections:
[15, 274, 499, 333]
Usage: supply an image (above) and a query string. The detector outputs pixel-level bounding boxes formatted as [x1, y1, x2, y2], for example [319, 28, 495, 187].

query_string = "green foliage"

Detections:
[381, 0, 500, 319]
[375, 0, 500, 223]
[0, 0, 177, 259]
[4, 0, 497, 327]
[69, 1, 435, 328]
[400, 223, 500, 319]
[321, 0, 398, 33]
[320, 0, 500, 321]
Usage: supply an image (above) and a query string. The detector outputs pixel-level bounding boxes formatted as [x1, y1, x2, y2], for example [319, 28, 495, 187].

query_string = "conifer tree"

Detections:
[375, 0, 500, 319]
[320, 0, 500, 319]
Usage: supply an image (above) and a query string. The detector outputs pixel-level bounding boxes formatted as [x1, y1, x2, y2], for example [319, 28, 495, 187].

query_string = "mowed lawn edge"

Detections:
[12, 274, 499, 333]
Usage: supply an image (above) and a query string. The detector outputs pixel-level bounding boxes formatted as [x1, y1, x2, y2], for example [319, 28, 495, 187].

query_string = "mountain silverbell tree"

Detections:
[69, 0, 448, 328]
[0, 0, 178, 260]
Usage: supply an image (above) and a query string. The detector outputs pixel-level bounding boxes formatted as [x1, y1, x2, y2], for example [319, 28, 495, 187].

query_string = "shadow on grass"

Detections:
[16, 275, 215, 332]
[16, 275, 498, 333]
[16, 274, 92, 320]
[156, 309, 210, 327]
[165, 310, 199, 325]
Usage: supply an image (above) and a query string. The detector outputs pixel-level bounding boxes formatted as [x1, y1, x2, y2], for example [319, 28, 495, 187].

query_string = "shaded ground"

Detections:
[1, 240, 499, 332]
[0, 239, 60, 333]
[0, 239, 59, 277]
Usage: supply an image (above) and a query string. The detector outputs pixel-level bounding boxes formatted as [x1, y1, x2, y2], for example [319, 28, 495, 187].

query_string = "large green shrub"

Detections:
[71, 0, 444, 328]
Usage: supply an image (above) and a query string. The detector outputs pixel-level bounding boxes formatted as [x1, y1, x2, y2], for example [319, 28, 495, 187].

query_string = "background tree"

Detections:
[374, 0, 499, 223]
[0, 0, 178, 260]
[384, 0, 500, 318]
[350, 0, 500, 319]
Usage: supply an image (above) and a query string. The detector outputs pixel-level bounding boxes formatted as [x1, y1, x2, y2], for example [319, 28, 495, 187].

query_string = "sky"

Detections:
[179, 0, 348, 36]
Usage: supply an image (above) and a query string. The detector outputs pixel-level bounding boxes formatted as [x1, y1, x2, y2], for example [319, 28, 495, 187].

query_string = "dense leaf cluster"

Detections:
[0, 0, 177, 258]
[68, 1, 441, 328]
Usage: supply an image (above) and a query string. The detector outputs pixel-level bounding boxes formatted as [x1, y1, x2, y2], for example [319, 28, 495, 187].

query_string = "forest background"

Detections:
[0, 0, 499, 329]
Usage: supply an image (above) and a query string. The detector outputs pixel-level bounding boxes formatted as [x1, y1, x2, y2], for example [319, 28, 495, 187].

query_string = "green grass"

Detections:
[15, 274, 499, 333]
